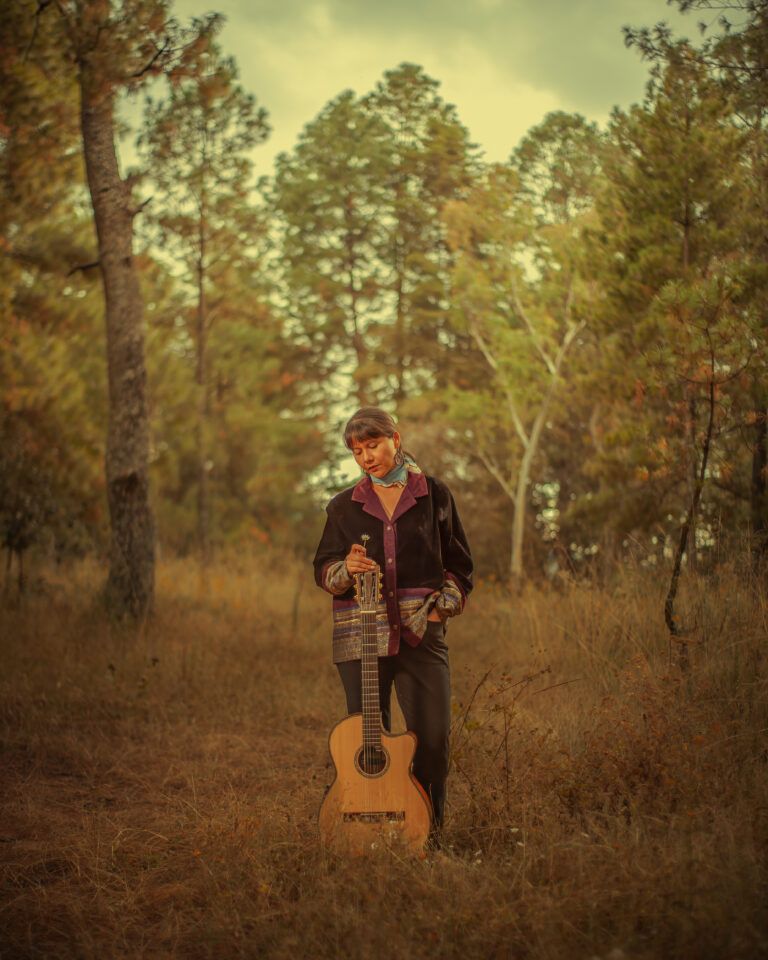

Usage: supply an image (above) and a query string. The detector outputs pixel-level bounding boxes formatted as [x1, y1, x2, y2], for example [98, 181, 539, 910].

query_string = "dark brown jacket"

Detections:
[313, 471, 473, 660]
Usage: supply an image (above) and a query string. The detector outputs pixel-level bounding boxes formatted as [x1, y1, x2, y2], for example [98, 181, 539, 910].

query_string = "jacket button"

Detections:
[387, 558, 393, 564]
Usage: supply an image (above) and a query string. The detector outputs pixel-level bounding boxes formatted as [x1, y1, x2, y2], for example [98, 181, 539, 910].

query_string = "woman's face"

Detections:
[350, 432, 400, 479]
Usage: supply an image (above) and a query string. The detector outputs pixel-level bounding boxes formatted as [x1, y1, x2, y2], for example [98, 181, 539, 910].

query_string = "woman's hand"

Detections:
[345, 543, 376, 575]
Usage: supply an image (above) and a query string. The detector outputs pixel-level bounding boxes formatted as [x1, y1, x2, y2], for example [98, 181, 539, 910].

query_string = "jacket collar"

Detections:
[351, 471, 428, 523]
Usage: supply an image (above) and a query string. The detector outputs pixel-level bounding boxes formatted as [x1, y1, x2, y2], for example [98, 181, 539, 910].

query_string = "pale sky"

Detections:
[169, 0, 698, 176]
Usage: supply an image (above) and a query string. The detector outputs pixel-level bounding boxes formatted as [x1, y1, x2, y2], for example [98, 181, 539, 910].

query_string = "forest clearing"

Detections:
[4, 0, 768, 956]
[1, 554, 766, 959]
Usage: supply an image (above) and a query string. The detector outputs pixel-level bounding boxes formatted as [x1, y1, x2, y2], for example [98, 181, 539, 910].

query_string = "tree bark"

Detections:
[393, 178, 406, 405]
[665, 377, 715, 670]
[686, 390, 698, 573]
[469, 299, 582, 582]
[80, 75, 154, 618]
[344, 198, 368, 407]
[510, 379, 556, 579]
[751, 406, 768, 565]
[196, 251, 211, 565]
[394, 263, 406, 404]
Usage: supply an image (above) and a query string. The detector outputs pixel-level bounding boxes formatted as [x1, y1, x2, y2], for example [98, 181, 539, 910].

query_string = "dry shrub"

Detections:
[562, 658, 715, 819]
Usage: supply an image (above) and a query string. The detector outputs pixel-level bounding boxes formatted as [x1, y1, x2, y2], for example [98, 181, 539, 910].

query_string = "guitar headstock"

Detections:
[353, 533, 380, 612]
[354, 533, 381, 614]
[354, 566, 381, 613]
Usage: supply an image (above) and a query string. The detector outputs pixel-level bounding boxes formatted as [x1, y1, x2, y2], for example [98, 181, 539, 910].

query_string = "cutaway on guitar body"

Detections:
[318, 713, 432, 855]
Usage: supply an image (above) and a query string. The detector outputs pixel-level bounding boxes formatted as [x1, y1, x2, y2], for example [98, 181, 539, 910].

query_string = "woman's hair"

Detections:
[343, 407, 400, 449]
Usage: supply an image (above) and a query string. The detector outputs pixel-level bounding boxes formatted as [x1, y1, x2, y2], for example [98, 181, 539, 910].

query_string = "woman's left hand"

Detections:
[426, 590, 442, 621]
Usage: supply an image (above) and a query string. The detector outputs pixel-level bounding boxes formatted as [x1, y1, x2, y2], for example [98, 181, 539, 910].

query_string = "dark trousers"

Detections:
[336, 620, 451, 828]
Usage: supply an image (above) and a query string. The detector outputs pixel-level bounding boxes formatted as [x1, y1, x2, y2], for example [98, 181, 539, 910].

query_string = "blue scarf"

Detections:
[368, 455, 418, 487]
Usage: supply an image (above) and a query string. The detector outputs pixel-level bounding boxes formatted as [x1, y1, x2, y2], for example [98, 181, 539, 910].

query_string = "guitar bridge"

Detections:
[342, 811, 406, 823]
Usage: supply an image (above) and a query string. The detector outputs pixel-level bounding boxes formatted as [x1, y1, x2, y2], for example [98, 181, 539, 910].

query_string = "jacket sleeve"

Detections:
[313, 506, 354, 596]
[436, 482, 473, 605]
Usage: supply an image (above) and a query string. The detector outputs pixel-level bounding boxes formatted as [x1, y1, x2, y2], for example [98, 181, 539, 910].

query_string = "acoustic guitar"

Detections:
[318, 554, 433, 854]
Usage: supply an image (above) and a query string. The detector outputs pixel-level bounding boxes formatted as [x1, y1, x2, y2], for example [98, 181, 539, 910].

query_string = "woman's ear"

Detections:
[392, 430, 401, 450]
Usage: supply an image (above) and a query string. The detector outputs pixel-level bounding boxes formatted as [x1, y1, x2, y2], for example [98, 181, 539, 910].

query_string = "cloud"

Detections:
[173, 0, 697, 171]
[423, 39, 563, 159]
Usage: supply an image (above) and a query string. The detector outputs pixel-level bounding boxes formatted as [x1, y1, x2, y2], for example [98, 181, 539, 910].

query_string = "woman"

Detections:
[313, 407, 473, 836]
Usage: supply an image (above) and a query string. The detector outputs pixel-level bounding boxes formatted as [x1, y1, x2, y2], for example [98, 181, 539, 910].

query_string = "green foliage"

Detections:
[0, 220, 107, 561]
[271, 89, 391, 405]
[0, 1, 106, 564]
[4, 0, 768, 581]
[272, 64, 479, 409]
[0, 0, 82, 226]
[512, 110, 605, 225]
[573, 44, 759, 556]
[138, 42, 269, 284]
[137, 40, 318, 557]
[363, 63, 479, 400]
[436, 112, 602, 576]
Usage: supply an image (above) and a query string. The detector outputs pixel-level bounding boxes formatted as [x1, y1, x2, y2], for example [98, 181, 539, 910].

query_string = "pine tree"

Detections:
[364, 63, 478, 401]
[583, 46, 753, 572]
[627, 1, 768, 565]
[272, 90, 391, 406]
[13, 0, 221, 615]
[273, 64, 478, 417]
[138, 41, 269, 563]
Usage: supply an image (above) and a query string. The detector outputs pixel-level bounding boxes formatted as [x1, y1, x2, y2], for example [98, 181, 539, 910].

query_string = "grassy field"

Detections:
[1, 554, 767, 959]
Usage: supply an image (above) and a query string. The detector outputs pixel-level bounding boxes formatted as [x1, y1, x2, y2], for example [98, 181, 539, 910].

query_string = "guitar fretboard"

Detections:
[360, 610, 382, 750]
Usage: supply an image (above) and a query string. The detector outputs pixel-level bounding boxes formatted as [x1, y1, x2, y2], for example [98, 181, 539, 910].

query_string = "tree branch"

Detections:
[510, 272, 557, 376]
[23, 1, 55, 62]
[476, 448, 516, 503]
[467, 318, 529, 446]
[710, 475, 749, 501]
[467, 317, 499, 374]
[67, 260, 101, 276]
[504, 391, 529, 449]
[130, 37, 171, 80]
[130, 197, 152, 219]
[553, 315, 585, 372]
[664, 366, 717, 666]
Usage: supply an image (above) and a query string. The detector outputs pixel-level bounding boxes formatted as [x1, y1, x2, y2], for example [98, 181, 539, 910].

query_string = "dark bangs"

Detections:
[343, 407, 397, 449]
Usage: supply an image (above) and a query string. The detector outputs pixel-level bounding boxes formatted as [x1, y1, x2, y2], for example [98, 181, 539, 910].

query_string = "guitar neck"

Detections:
[360, 610, 382, 749]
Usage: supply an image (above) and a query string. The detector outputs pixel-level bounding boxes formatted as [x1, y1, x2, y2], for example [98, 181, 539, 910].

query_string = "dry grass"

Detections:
[1, 553, 767, 959]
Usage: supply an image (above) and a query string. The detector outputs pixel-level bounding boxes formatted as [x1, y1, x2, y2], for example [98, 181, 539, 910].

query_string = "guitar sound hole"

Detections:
[356, 745, 388, 776]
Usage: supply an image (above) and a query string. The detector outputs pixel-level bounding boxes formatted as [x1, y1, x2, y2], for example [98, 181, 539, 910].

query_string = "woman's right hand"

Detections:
[345, 543, 376, 575]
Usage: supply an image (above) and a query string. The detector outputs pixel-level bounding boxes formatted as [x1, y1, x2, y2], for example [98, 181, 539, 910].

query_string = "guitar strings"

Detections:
[359, 569, 380, 823]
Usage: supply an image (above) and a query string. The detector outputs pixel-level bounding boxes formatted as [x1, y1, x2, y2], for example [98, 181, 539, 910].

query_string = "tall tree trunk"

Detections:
[346, 264, 367, 406]
[665, 377, 715, 670]
[470, 295, 582, 583]
[749, 98, 768, 572]
[393, 180, 406, 404]
[80, 76, 154, 618]
[751, 406, 768, 565]
[510, 383, 555, 579]
[394, 265, 406, 404]
[196, 255, 211, 565]
[686, 390, 698, 573]
[344, 197, 368, 406]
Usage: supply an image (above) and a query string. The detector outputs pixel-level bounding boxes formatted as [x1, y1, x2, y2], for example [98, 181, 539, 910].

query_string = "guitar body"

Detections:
[319, 713, 433, 854]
